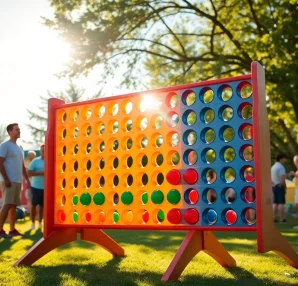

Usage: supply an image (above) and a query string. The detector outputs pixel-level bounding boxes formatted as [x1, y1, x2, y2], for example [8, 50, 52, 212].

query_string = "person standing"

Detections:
[28, 144, 44, 230]
[271, 154, 287, 223]
[290, 155, 298, 230]
[0, 123, 30, 238]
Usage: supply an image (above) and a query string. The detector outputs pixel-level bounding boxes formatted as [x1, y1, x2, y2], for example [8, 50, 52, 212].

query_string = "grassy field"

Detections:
[0, 218, 298, 286]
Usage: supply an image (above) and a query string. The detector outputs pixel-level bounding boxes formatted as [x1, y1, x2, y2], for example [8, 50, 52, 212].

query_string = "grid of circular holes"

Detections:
[241, 186, 256, 203]
[122, 137, 133, 150]
[183, 149, 198, 166]
[152, 152, 164, 167]
[167, 151, 180, 166]
[239, 145, 253, 162]
[240, 166, 255, 182]
[200, 87, 214, 103]
[183, 130, 197, 146]
[237, 82, 252, 99]
[238, 102, 252, 119]
[167, 111, 179, 127]
[220, 146, 235, 163]
[221, 167, 236, 183]
[221, 187, 236, 204]
[200, 127, 215, 144]
[239, 123, 253, 140]
[200, 108, 215, 124]
[219, 126, 234, 142]
[166, 92, 179, 108]
[182, 90, 196, 106]
[219, 105, 233, 122]
[182, 110, 196, 126]
[201, 148, 216, 164]
[218, 84, 233, 101]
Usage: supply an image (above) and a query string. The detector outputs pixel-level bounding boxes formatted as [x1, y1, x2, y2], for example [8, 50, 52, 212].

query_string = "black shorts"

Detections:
[31, 187, 44, 206]
[272, 185, 286, 204]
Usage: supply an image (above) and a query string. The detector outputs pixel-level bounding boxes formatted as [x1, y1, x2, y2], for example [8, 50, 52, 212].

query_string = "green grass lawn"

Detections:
[0, 218, 298, 286]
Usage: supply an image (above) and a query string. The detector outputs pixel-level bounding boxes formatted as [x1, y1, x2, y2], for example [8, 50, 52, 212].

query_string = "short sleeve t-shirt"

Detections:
[28, 157, 44, 189]
[0, 140, 23, 183]
[271, 162, 286, 185]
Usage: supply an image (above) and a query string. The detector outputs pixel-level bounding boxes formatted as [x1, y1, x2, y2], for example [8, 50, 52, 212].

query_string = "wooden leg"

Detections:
[80, 229, 125, 256]
[14, 228, 78, 266]
[162, 231, 235, 282]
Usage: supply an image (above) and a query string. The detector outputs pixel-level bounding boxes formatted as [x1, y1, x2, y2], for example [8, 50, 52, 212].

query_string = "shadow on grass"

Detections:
[23, 258, 275, 286]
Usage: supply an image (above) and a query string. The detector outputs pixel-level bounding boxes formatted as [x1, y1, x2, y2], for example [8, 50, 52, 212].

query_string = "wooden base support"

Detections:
[14, 228, 124, 266]
[161, 230, 235, 282]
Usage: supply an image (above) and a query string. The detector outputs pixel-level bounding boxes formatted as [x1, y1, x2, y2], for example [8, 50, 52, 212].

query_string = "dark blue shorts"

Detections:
[31, 187, 44, 206]
[272, 185, 286, 204]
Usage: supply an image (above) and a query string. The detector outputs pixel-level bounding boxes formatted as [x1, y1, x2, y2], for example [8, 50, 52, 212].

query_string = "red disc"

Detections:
[86, 212, 91, 222]
[166, 169, 181, 185]
[142, 210, 149, 223]
[183, 169, 198, 184]
[167, 209, 182, 224]
[189, 189, 199, 204]
[184, 208, 199, 224]
[226, 210, 237, 224]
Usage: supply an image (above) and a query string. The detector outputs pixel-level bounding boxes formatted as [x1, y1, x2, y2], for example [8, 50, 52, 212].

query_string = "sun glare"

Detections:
[140, 95, 162, 112]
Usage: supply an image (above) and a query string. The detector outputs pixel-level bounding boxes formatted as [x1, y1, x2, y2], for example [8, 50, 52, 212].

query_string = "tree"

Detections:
[46, 0, 298, 160]
[0, 125, 8, 143]
[27, 80, 102, 144]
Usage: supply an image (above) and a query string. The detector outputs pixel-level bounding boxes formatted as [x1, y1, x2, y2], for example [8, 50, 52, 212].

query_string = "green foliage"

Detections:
[46, 0, 298, 160]
[0, 124, 8, 143]
[27, 80, 102, 144]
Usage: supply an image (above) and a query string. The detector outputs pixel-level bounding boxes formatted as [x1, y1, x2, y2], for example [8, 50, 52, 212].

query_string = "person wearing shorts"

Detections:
[0, 123, 30, 238]
[28, 144, 45, 230]
[271, 154, 287, 223]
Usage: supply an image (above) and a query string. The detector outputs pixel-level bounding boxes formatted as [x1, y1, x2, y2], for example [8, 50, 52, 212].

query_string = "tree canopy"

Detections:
[46, 0, 298, 160]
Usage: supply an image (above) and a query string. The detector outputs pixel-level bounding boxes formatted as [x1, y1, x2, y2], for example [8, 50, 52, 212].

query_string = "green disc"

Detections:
[167, 189, 181, 204]
[72, 195, 78, 206]
[151, 190, 164, 204]
[113, 211, 120, 223]
[157, 210, 165, 222]
[121, 191, 133, 205]
[80, 193, 91, 206]
[73, 211, 79, 222]
[142, 192, 148, 204]
[93, 192, 105, 205]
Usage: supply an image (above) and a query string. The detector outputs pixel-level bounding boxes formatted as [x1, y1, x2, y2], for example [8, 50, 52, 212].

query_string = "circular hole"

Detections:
[152, 115, 163, 129]
[241, 186, 256, 203]
[61, 178, 66, 190]
[238, 102, 253, 119]
[142, 173, 149, 186]
[219, 85, 233, 101]
[113, 157, 119, 169]
[182, 90, 196, 106]
[219, 105, 233, 121]
[113, 193, 119, 205]
[242, 208, 256, 225]
[95, 122, 105, 135]
[171, 132, 180, 147]
[183, 130, 197, 146]
[61, 111, 67, 123]
[204, 188, 217, 204]
[167, 151, 180, 166]
[202, 148, 216, 164]
[182, 110, 196, 126]
[166, 92, 179, 108]
[219, 126, 234, 142]
[62, 146, 67, 156]
[73, 127, 79, 138]
[200, 108, 215, 124]
[205, 169, 216, 184]
[201, 128, 215, 144]
[220, 146, 235, 162]
[167, 111, 179, 127]
[86, 143, 92, 154]
[138, 117, 148, 131]
[82, 107, 92, 120]
[123, 118, 133, 132]
[72, 110, 79, 121]
[73, 144, 79, 155]
[222, 187, 236, 204]
[221, 167, 236, 183]
[122, 137, 133, 150]
[240, 144, 254, 161]
[86, 159, 92, 171]
[153, 153, 164, 167]
[183, 149, 198, 165]
[109, 103, 119, 116]
[200, 88, 214, 103]
[113, 175, 119, 187]
[239, 123, 253, 140]
[126, 156, 133, 168]
[61, 162, 66, 173]
[99, 176, 105, 188]
[156, 173, 164, 185]
[137, 135, 148, 149]
[238, 82, 252, 98]
[62, 129, 67, 139]
[184, 188, 199, 205]
[73, 161, 79, 172]
[240, 166, 255, 182]
[152, 133, 163, 148]
[124, 101, 133, 114]
[94, 105, 106, 118]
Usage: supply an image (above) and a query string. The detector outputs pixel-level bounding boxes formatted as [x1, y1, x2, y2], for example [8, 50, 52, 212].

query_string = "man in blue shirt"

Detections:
[28, 144, 45, 230]
[0, 123, 30, 238]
